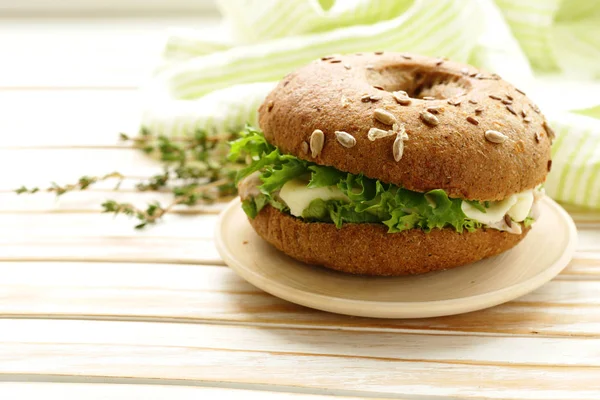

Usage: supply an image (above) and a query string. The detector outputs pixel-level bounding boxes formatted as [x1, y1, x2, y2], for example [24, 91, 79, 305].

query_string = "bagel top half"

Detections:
[258, 52, 552, 201]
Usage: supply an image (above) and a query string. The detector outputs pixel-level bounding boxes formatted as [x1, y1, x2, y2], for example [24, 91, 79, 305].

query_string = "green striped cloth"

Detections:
[141, 0, 600, 209]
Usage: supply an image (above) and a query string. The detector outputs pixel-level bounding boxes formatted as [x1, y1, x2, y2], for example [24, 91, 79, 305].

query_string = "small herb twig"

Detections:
[102, 177, 231, 229]
[15, 172, 125, 196]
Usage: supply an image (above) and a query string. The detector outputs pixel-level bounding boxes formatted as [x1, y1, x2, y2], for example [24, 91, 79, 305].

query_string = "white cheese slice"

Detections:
[507, 190, 534, 222]
[461, 195, 518, 225]
[279, 179, 348, 217]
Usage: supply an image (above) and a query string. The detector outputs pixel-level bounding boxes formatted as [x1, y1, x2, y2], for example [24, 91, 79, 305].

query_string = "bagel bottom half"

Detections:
[249, 205, 530, 276]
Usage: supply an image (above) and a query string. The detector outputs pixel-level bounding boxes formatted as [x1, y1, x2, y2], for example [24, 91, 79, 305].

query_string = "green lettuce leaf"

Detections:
[523, 216, 535, 227]
[260, 158, 307, 194]
[229, 127, 483, 233]
[307, 165, 346, 188]
[302, 199, 383, 228]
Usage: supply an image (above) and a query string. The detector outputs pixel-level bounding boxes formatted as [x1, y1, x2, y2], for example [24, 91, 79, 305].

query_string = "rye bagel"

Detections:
[241, 52, 550, 275]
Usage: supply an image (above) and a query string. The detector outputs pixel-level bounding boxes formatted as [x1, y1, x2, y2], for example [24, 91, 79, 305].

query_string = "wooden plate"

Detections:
[216, 197, 577, 318]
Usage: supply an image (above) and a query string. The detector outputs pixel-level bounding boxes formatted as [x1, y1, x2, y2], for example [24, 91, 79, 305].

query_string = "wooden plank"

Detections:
[0, 212, 219, 238]
[0, 212, 224, 264]
[0, 320, 597, 399]
[0, 90, 140, 147]
[1, 319, 600, 367]
[0, 190, 227, 214]
[1, 0, 217, 15]
[577, 228, 600, 252]
[0, 237, 221, 265]
[561, 253, 600, 278]
[561, 203, 600, 224]
[0, 382, 368, 400]
[0, 262, 600, 336]
[0, 17, 218, 87]
[0, 213, 220, 237]
[0, 148, 163, 188]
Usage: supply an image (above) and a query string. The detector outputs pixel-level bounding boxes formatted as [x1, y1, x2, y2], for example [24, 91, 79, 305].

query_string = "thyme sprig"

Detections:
[16, 128, 243, 229]
[15, 172, 125, 196]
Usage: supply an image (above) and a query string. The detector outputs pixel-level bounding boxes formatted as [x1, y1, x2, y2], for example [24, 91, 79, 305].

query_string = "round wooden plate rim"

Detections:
[216, 197, 577, 318]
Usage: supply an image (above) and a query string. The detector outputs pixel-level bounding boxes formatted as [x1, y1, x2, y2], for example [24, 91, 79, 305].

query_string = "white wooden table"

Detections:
[1, 16, 600, 400]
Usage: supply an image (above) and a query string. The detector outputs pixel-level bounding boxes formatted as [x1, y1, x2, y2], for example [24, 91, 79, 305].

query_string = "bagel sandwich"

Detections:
[229, 52, 553, 276]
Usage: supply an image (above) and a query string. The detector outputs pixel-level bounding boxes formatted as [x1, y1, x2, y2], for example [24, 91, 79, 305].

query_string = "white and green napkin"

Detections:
[141, 0, 600, 209]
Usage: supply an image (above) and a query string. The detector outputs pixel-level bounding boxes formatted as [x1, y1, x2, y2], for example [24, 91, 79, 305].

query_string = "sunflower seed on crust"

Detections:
[369, 95, 382, 102]
[329, 59, 342, 63]
[523, 117, 532, 123]
[392, 124, 407, 162]
[393, 134, 405, 161]
[485, 130, 508, 143]
[515, 88, 526, 95]
[506, 105, 517, 115]
[543, 120, 556, 140]
[310, 129, 324, 157]
[367, 127, 395, 141]
[267, 100, 274, 111]
[343, 63, 352, 70]
[374, 108, 397, 125]
[489, 94, 502, 100]
[468, 99, 478, 104]
[447, 98, 462, 106]
[475, 106, 484, 115]
[422, 96, 436, 100]
[427, 106, 442, 114]
[335, 131, 356, 148]
[420, 111, 439, 126]
[360, 94, 371, 102]
[392, 91, 411, 105]
[535, 131, 542, 143]
[466, 116, 479, 125]
[301, 141, 309, 154]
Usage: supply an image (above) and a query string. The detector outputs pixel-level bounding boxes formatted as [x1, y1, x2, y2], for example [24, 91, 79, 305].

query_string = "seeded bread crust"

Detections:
[249, 205, 530, 276]
[258, 52, 552, 201]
